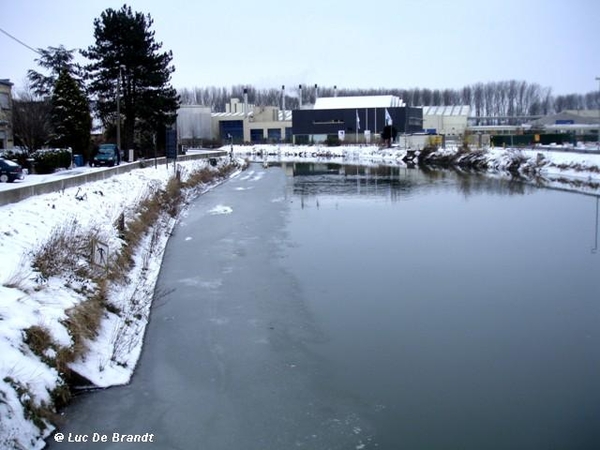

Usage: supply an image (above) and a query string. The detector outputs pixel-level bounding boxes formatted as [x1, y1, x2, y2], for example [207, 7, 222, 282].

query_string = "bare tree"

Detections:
[12, 86, 52, 151]
[473, 83, 484, 124]
[461, 86, 472, 108]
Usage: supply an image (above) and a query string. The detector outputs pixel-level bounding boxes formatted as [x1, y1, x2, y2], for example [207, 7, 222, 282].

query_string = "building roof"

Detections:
[421, 105, 471, 116]
[211, 110, 292, 122]
[211, 111, 252, 118]
[530, 111, 600, 126]
[314, 95, 404, 110]
[562, 109, 600, 119]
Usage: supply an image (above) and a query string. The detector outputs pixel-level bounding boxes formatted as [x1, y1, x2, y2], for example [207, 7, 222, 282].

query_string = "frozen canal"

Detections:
[49, 162, 600, 449]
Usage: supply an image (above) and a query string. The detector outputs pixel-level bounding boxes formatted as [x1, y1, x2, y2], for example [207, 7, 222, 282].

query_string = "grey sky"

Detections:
[1, 0, 599, 95]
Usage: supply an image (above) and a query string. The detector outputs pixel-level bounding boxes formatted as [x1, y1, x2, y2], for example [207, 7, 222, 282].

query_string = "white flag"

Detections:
[356, 110, 360, 130]
[385, 108, 392, 126]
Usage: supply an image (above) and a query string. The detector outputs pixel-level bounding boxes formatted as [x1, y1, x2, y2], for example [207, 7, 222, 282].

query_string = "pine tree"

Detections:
[82, 4, 179, 154]
[27, 45, 82, 99]
[50, 70, 92, 160]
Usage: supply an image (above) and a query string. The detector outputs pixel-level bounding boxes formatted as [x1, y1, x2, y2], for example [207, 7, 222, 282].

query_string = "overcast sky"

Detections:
[1, 0, 599, 96]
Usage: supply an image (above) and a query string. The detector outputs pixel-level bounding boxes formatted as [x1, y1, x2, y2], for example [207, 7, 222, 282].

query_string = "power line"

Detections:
[0, 26, 41, 55]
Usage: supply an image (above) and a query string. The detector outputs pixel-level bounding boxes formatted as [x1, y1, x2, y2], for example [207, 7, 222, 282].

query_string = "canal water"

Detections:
[49, 162, 600, 449]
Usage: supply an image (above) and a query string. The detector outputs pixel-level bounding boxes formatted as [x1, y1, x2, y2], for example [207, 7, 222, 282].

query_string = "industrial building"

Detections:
[422, 105, 470, 136]
[0, 79, 13, 150]
[212, 98, 292, 144]
[528, 110, 600, 137]
[177, 94, 292, 147]
[176, 105, 212, 147]
[291, 95, 423, 144]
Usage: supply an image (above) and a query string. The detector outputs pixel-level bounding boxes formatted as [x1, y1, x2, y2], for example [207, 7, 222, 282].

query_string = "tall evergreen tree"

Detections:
[28, 45, 82, 98]
[82, 4, 179, 153]
[50, 69, 92, 160]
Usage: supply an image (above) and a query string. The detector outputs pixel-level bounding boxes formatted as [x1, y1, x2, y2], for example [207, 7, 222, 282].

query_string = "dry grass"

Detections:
[23, 325, 55, 359]
[62, 281, 107, 358]
[16, 325, 74, 428]
[3, 256, 32, 290]
[31, 219, 99, 282]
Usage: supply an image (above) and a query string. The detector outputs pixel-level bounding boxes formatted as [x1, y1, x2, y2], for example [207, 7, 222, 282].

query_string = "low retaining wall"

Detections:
[0, 151, 227, 207]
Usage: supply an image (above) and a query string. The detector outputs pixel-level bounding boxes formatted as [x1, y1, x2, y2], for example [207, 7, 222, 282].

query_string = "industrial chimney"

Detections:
[281, 85, 285, 112]
[243, 88, 248, 118]
[334, 85, 337, 97]
[314, 84, 318, 103]
[299, 84, 303, 108]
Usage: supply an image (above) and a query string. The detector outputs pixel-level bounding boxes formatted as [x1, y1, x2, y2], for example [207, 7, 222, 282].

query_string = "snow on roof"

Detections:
[531, 111, 599, 126]
[314, 95, 404, 110]
[211, 111, 252, 118]
[421, 105, 471, 116]
[563, 109, 600, 118]
[211, 110, 292, 122]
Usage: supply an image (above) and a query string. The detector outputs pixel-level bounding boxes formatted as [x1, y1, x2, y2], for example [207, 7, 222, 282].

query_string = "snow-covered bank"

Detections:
[231, 144, 600, 195]
[0, 157, 242, 449]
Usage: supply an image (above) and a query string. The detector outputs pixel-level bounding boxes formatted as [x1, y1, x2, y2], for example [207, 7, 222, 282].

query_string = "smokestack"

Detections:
[281, 85, 285, 112]
[299, 84, 303, 108]
[243, 88, 248, 117]
[314, 84, 318, 102]
[334, 85, 337, 97]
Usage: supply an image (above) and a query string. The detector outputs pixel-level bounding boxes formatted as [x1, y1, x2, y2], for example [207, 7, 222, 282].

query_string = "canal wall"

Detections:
[0, 151, 226, 207]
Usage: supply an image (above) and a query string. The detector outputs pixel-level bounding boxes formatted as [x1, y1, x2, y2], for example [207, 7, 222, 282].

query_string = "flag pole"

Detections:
[355, 109, 359, 144]
[374, 107, 377, 144]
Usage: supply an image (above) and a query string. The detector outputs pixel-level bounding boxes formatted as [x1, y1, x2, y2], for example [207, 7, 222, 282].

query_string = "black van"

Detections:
[92, 144, 120, 167]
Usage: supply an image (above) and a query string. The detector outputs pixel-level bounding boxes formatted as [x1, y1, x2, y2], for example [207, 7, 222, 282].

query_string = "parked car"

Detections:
[0, 158, 25, 183]
[92, 144, 120, 167]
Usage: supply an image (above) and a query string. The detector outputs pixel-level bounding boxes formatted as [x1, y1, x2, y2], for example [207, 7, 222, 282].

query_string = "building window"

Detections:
[0, 93, 10, 109]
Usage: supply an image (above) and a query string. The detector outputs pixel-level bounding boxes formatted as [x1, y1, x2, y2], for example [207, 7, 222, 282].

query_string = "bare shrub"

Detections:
[61, 281, 107, 363]
[31, 219, 100, 281]
[162, 176, 183, 217]
[23, 325, 54, 359]
[22, 326, 73, 407]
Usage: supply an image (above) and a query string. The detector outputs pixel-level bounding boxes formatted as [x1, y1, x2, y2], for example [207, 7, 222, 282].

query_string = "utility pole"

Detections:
[116, 64, 125, 152]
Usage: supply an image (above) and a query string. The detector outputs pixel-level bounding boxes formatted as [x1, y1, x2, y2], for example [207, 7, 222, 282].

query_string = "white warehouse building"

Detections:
[176, 105, 213, 147]
[422, 105, 470, 136]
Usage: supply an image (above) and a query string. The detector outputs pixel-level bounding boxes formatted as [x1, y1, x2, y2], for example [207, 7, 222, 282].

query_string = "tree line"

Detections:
[179, 81, 600, 125]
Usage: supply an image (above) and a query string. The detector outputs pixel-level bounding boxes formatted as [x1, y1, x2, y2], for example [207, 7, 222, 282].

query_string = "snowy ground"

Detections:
[1, 144, 599, 449]
[0, 156, 241, 449]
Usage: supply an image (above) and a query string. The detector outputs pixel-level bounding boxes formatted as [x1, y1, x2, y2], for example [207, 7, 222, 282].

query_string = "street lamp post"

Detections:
[116, 64, 125, 153]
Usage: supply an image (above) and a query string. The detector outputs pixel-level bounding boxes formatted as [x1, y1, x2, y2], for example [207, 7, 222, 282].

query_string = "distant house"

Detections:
[0, 79, 13, 150]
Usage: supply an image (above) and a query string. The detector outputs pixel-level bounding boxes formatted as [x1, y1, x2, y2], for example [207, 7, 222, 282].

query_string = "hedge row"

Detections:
[31, 149, 72, 174]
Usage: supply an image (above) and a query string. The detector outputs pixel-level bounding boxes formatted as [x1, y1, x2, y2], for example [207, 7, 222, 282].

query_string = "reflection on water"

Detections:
[274, 161, 536, 201]
[280, 162, 600, 449]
